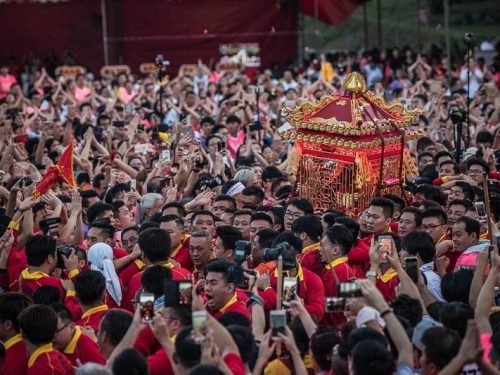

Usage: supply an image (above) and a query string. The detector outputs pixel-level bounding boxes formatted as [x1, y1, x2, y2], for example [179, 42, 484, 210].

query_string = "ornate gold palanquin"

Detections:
[282, 72, 421, 216]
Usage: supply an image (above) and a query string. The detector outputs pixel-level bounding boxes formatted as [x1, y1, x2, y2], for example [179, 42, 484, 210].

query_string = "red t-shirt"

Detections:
[376, 268, 399, 302]
[207, 293, 251, 322]
[0, 74, 16, 99]
[298, 242, 323, 276]
[61, 327, 106, 366]
[27, 344, 74, 375]
[171, 235, 194, 271]
[76, 304, 109, 333]
[0, 334, 27, 375]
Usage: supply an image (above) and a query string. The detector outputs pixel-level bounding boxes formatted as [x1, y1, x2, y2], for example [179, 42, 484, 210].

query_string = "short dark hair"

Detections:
[287, 198, 314, 215]
[112, 348, 149, 375]
[111, 200, 126, 217]
[351, 340, 395, 375]
[433, 151, 453, 165]
[401, 231, 435, 263]
[233, 209, 252, 219]
[454, 181, 475, 201]
[439, 160, 460, 174]
[191, 210, 216, 224]
[89, 219, 116, 239]
[138, 228, 172, 262]
[324, 226, 354, 255]
[204, 259, 233, 284]
[141, 265, 172, 298]
[347, 327, 388, 354]
[51, 302, 73, 322]
[25, 234, 57, 267]
[422, 207, 447, 224]
[161, 202, 186, 217]
[87, 202, 113, 224]
[455, 216, 480, 239]
[99, 310, 133, 346]
[441, 269, 474, 303]
[391, 294, 423, 327]
[267, 206, 285, 231]
[273, 231, 303, 255]
[251, 212, 273, 227]
[214, 195, 236, 210]
[369, 197, 395, 219]
[122, 225, 140, 239]
[334, 216, 360, 239]
[18, 304, 58, 345]
[256, 228, 278, 249]
[226, 325, 256, 364]
[189, 365, 224, 375]
[80, 189, 99, 208]
[439, 302, 474, 338]
[175, 326, 201, 368]
[310, 329, 342, 371]
[92, 174, 106, 190]
[219, 313, 251, 329]
[418, 151, 434, 163]
[160, 214, 184, 227]
[466, 157, 490, 174]
[291, 214, 323, 243]
[74, 270, 106, 305]
[415, 184, 447, 206]
[421, 327, 461, 370]
[33, 286, 61, 305]
[400, 207, 422, 227]
[0, 293, 33, 332]
[383, 194, 406, 212]
[241, 186, 264, 201]
[216, 226, 243, 252]
[261, 166, 283, 182]
[417, 136, 435, 153]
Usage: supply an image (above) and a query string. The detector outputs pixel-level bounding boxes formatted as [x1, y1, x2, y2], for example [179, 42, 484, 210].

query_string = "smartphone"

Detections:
[140, 293, 155, 322]
[338, 281, 362, 298]
[0, 170, 6, 184]
[160, 149, 171, 163]
[378, 235, 393, 258]
[192, 311, 208, 343]
[250, 121, 263, 131]
[325, 297, 346, 313]
[475, 202, 487, 223]
[282, 277, 298, 306]
[217, 141, 226, 152]
[270, 310, 286, 339]
[164, 280, 193, 307]
[138, 124, 145, 132]
[405, 256, 419, 284]
[130, 179, 137, 191]
[134, 144, 149, 155]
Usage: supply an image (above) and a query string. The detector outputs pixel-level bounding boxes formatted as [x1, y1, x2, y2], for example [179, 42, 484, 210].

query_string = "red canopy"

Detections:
[302, 0, 368, 26]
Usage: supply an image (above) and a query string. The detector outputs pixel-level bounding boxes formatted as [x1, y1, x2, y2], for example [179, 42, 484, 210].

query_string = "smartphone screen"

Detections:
[161, 149, 171, 163]
[270, 310, 286, 338]
[378, 235, 393, 258]
[178, 281, 193, 306]
[140, 293, 155, 321]
[405, 256, 419, 284]
[325, 297, 345, 313]
[475, 202, 486, 223]
[130, 179, 137, 191]
[192, 311, 208, 343]
[338, 281, 362, 298]
[282, 277, 298, 306]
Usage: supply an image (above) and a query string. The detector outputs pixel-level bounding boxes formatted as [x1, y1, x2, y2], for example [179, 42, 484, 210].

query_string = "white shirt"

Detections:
[420, 262, 445, 301]
[460, 66, 484, 98]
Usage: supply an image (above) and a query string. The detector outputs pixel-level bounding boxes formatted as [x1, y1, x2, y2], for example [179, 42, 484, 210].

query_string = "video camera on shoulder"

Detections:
[39, 217, 61, 239]
[263, 242, 296, 270]
[56, 244, 75, 269]
[234, 240, 250, 265]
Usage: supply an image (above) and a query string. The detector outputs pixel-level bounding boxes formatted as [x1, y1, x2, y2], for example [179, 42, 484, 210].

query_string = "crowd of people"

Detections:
[0, 40, 499, 375]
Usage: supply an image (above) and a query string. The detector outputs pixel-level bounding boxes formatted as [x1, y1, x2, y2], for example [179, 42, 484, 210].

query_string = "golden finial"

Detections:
[341, 72, 367, 94]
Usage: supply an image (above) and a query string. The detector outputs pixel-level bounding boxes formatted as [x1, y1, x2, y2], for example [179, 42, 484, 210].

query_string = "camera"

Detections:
[263, 242, 296, 270]
[234, 240, 250, 265]
[449, 107, 467, 125]
[56, 244, 75, 269]
[155, 54, 170, 68]
[464, 32, 474, 42]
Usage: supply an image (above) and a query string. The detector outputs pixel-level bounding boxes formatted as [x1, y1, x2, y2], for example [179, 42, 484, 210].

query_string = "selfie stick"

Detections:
[483, 173, 494, 243]
[276, 255, 283, 310]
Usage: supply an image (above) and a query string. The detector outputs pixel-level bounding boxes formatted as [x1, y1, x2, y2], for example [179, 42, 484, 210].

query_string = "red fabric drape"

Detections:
[302, 0, 368, 26]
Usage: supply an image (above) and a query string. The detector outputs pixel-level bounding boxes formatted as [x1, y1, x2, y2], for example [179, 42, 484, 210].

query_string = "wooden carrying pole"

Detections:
[483, 174, 493, 243]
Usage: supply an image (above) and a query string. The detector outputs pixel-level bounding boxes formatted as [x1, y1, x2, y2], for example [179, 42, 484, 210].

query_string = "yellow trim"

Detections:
[67, 269, 79, 279]
[171, 235, 190, 259]
[378, 268, 398, 283]
[273, 263, 304, 282]
[81, 304, 108, 320]
[28, 343, 53, 368]
[436, 232, 447, 245]
[4, 333, 22, 350]
[21, 268, 48, 280]
[163, 261, 174, 269]
[325, 256, 348, 270]
[301, 242, 320, 254]
[134, 259, 145, 270]
[8, 221, 20, 231]
[480, 231, 489, 240]
[170, 335, 177, 344]
[219, 293, 238, 314]
[63, 326, 81, 354]
[66, 290, 76, 298]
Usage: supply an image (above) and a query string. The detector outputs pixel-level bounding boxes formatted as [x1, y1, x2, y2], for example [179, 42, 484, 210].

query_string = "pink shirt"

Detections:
[74, 86, 91, 102]
[0, 74, 16, 99]
[118, 87, 138, 104]
[227, 131, 246, 159]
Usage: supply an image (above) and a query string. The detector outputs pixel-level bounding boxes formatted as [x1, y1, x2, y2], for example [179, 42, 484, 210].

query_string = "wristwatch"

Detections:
[366, 270, 377, 278]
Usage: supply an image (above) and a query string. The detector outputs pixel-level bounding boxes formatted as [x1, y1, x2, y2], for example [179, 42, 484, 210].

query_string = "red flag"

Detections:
[33, 143, 76, 197]
[302, 0, 368, 27]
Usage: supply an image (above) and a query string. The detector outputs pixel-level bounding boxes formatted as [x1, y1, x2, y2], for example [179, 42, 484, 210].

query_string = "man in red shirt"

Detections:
[74, 270, 109, 333]
[257, 232, 325, 322]
[189, 231, 214, 289]
[319, 226, 357, 327]
[334, 216, 370, 278]
[18, 305, 74, 375]
[0, 292, 32, 375]
[160, 215, 193, 270]
[122, 228, 191, 312]
[204, 259, 251, 321]
[98, 310, 133, 359]
[11, 235, 65, 299]
[292, 214, 323, 276]
[52, 303, 105, 366]
[361, 198, 395, 246]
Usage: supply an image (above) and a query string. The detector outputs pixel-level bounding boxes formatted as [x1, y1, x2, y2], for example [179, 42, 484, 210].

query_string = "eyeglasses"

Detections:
[468, 169, 484, 176]
[284, 210, 303, 220]
[421, 224, 443, 232]
[56, 322, 71, 333]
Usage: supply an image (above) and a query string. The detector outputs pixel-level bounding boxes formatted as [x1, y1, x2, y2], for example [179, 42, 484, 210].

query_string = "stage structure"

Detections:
[282, 72, 421, 215]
